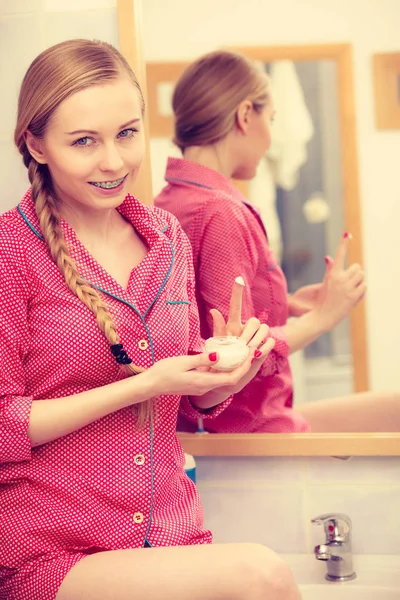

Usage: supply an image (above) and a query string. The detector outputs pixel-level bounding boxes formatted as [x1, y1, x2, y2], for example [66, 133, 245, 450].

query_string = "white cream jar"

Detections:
[204, 336, 249, 372]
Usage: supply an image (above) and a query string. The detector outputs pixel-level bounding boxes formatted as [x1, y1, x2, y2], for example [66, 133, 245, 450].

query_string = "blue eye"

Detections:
[73, 137, 94, 147]
[118, 128, 137, 139]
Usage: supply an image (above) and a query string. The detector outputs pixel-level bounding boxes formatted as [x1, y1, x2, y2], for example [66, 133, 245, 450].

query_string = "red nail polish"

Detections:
[208, 352, 217, 362]
[251, 358, 255, 364]
[254, 349, 262, 358]
[343, 232, 350, 239]
[324, 256, 330, 264]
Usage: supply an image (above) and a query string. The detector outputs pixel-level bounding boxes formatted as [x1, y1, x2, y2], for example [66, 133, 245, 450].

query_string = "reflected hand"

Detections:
[288, 283, 323, 317]
[314, 234, 366, 331]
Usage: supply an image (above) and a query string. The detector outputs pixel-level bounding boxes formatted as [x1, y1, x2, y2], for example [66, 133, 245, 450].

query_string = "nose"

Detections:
[99, 142, 124, 172]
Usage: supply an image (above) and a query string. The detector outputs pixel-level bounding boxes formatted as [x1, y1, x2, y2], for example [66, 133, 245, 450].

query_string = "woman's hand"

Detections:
[288, 284, 323, 317]
[313, 234, 366, 331]
[188, 277, 276, 410]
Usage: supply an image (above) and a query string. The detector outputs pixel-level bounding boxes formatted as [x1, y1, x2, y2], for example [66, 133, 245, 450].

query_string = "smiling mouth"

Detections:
[89, 175, 127, 189]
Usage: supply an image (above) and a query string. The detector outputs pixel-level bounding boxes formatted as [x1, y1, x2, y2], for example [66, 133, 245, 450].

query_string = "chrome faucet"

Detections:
[311, 513, 357, 582]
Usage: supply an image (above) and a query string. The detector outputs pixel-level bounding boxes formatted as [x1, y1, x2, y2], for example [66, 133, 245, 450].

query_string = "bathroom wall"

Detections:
[143, 0, 400, 394]
[196, 456, 400, 554]
[0, 0, 119, 213]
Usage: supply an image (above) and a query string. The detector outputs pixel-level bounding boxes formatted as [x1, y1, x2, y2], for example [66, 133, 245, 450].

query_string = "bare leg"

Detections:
[56, 543, 301, 600]
[298, 391, 400, 432]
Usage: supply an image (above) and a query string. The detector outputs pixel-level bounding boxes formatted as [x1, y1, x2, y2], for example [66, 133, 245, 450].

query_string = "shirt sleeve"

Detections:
[176, 226, 232, 420]
[0, 243, 33, 464]
[197, 196, 289, 377]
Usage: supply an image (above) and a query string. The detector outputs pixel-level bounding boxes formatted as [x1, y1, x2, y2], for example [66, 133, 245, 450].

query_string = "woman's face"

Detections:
[233, 99, 275, 181]
[28, 77, 145, 215]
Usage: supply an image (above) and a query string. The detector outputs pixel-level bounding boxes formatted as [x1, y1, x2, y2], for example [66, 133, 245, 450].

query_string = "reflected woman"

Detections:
[155, 49, 400, 434]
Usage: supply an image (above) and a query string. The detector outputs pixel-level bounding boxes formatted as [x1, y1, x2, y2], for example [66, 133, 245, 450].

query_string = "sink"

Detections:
[281, 554, 400, 599]
[299, 585, 399, 599]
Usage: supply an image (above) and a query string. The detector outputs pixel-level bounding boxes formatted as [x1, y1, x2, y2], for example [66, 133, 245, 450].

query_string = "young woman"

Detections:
[0, 40, 299, 600]
[155, 49, 400, 435]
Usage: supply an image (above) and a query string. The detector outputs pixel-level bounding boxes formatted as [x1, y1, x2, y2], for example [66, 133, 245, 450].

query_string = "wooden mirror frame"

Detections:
[117, 1, 400, 456]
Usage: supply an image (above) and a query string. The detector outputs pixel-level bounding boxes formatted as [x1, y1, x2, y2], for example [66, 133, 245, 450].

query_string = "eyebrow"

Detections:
[65, 118, 141, 135]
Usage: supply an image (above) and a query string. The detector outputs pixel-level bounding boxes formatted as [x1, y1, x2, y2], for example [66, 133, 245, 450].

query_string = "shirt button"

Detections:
[138, 339, 149, 351]
[134, 454, 145, 466]
[133, 512, 144, 524]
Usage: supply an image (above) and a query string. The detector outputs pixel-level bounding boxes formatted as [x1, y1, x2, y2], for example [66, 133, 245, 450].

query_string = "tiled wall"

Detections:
[196, 456, 400, 555]
[0, 0, 119, 214]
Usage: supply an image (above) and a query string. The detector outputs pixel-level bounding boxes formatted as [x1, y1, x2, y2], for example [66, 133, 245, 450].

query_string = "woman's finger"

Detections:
[332, 233, 352, 271]
[246, 323, 270, 349]
[240, 317, 262, 344]
[210, 308, 226, 337]
[251, 337, 276, 363]
[346, 264, 364, 286]
[226, 276, 245, 336]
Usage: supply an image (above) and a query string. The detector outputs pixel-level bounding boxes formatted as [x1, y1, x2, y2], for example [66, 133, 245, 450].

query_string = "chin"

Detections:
[233, 167, 258, 181]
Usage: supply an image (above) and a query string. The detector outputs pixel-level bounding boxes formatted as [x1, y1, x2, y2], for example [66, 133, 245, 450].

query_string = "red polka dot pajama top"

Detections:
[0, 190, 230, 600]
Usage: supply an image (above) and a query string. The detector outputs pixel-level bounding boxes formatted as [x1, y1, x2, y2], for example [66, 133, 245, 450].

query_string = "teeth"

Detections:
[92, 177, 124, 189]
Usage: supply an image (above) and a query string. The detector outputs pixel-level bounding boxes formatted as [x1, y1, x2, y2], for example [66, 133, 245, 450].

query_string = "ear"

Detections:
[25, 131, 48, 165]
[235, 100, 253, 134]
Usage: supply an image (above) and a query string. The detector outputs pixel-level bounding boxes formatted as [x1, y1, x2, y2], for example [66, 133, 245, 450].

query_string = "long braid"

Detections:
[27, 155, 152, 426]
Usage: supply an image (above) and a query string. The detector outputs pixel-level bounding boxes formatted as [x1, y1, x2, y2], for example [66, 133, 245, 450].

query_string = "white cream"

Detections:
[205, 336, 249, 372]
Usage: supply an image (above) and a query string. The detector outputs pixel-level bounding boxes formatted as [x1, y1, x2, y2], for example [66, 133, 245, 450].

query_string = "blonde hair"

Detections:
[173, 50, 270, 152]
[14, 39, 151, 426]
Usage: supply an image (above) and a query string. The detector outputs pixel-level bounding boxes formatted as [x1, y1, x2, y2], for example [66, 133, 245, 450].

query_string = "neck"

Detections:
[59, 200, 124, 245]
[183, 140, 235, 179]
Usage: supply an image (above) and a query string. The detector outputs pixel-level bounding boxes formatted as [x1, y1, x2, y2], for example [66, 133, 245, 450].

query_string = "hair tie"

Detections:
[110, 343, 132, 365]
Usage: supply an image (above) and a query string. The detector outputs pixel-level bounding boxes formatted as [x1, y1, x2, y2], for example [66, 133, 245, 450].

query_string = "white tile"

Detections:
[44, 0, 116, 9]
[198, 484, 307, 553]
[306, 485, 400, 554]
[196, 457, 305, 484]
[0, 139, 30, 213]
[307, 457, 400, 484]
[0, 15, 45, 137]
[0, 0, 42, 14]
[45, 8, 118, 48]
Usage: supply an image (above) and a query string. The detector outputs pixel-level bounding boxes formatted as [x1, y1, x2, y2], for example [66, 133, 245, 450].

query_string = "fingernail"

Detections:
[254, 349, 262, 358]
[343, 232, 353, 239]
[324, 256, 330, 264]
[251, 358, 255, 364]
[208, 352, 217, 362]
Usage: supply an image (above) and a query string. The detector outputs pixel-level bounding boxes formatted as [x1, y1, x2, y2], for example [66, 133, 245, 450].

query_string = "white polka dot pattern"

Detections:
[155, 157, 311, 434]
[0, 190, 228, 600]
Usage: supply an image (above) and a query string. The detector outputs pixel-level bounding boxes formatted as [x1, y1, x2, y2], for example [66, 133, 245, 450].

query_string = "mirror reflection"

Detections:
[150, 51, 400, 434]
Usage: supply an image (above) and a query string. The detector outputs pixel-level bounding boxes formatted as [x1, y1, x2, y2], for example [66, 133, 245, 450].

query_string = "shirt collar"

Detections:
[18, 188, 168, 245]
[165, 157, 244, 201]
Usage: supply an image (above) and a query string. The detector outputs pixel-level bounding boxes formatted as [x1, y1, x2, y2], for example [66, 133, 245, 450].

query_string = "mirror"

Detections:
[117, 3, 400, 454]
[147, 54, 358, 410]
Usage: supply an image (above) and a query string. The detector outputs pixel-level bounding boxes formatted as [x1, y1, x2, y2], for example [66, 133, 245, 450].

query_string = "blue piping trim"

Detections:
[143, 423, 155, 545]
[17, 205, 45, 240]
[165, 176, 213, 190]
[166, 300, 190, 305]
[143, 237, 174, 318]
[266, 264, 278, 271]
[89, 284, 156, 365]
[161, 225, 168, 233]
